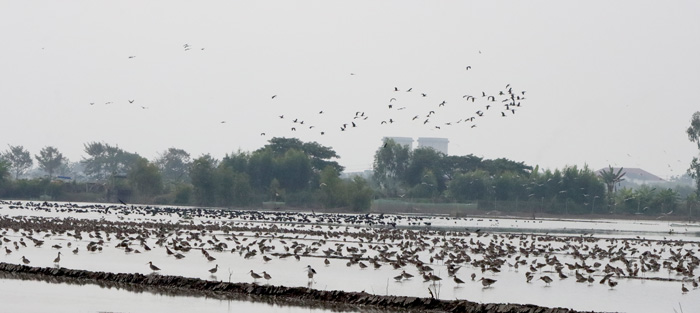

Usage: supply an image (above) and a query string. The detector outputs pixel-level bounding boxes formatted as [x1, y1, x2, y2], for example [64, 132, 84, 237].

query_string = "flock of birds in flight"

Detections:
[87, 43, 207, 111]
[85, 44, 527, 140]
[267, 67, 528, 137]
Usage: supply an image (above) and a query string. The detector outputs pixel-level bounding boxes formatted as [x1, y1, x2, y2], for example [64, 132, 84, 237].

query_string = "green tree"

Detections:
[654, 188, 678, 215]
[260, 137, 343, 173]
[372, 139, 410, 197]
[444, 154, 483, 175]
[405, 148, 447, 192]
[480, 158, 532, 176]
[599, 166, 625, 199]
[448, 170, 491, 201]
[0, 159, 9, 189]
[190, 155, 217, 206]
[248, 148, 275, 190]
[409, 169, 438, 198]
[347, 176, 373, 212]
[35, 146, 66, 180]
[221, 151, 249, 174]
[231, 172, 253, 206]
[686, 111, 700, 196]
[128, 158, 163, 199]
[276, 149, 312, 192]
[215, 165, 236, 206]
[81, 142, 141, 181]
[155, 148, 191, 185]
[3, 145, 33, 179]
[493, 171, 527, 201]
[319, 166, 345, 208]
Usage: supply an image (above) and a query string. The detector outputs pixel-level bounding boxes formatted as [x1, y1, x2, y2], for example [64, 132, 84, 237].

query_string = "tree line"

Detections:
[0, 138, 372, 211]
[2, 109, 700, 217]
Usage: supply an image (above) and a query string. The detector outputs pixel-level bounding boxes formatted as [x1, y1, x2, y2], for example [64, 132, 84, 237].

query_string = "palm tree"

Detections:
[599, 166, 625, 207]
[599, 166, 625, 194]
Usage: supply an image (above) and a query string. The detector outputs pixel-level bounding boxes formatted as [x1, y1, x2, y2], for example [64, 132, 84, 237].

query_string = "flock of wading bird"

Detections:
[0, 200, 698, 296]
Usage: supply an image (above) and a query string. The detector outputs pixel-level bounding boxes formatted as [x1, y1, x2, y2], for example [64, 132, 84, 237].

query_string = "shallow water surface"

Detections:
[1, 201, 699, 313]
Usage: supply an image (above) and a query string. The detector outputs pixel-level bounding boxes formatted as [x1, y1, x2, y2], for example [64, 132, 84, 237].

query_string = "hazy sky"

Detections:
[2, 1, 699, 179]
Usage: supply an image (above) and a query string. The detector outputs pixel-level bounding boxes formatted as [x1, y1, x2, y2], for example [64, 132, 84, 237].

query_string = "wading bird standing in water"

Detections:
[306, 265, 317, 281]
[147, 261, 160, 272]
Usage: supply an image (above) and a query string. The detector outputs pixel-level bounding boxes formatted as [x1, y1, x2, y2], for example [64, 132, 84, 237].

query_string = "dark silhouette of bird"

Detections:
[271, 95, 277, 99]
[306, 265, 317, 280]
[209, 264, 218, 274]
[249, 270, 262, 280]
[454, 276, 465, 284]
[539, 275, 553, 286]
[479, 277, 496, 288]
[466, 66, 471, 70]
[682, 284, 689, 293]
[128, 100, 134, 103]
[148, 261, 160, 271]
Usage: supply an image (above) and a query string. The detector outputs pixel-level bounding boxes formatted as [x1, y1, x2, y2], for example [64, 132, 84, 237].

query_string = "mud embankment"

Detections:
[0, 262, 589, 313]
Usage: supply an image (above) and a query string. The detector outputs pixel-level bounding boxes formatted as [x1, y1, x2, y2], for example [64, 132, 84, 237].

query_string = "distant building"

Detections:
[383, 137, 413, 149]
[596, 167, 665, 186]
[417, 137, 449, 154]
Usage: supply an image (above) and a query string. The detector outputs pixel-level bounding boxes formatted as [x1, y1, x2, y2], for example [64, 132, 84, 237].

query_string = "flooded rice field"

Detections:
[1, 200, 699, 313]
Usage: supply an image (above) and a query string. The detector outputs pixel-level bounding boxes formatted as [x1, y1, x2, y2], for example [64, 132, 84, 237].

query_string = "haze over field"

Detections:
[2, 1, 699, 178]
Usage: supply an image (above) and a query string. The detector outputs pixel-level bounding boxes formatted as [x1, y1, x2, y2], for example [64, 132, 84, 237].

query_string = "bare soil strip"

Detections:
[0, 262, 589, 313]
